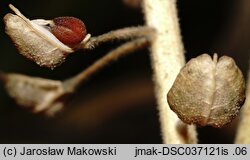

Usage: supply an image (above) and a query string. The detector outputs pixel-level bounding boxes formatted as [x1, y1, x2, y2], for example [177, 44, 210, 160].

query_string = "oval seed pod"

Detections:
[167, 54, 246, 128]
[4, 4, 90, 69]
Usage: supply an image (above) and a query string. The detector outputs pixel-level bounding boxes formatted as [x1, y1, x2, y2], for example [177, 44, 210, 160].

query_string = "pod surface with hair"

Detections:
[4, 4, 89, 69]
[167, 54, 246, 128]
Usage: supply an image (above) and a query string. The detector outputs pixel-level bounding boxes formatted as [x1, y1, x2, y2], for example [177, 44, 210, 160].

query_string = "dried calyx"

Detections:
[4, 4, 90, 69]
[167, 54, 246, 128]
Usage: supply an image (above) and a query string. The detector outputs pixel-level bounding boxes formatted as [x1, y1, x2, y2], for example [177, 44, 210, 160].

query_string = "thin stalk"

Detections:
[143, 0, 197, 143]
[82, 26, 154, 49]
[64, 37, 150, 91]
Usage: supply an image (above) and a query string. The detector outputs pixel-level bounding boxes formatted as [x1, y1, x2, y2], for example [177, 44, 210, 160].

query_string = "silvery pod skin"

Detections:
[4, 4, 90, 69]
[167, 54, 246, 128]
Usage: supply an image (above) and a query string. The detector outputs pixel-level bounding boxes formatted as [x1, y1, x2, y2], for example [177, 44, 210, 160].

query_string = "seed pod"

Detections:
[167, 54, 246, 128]
[4, 4, 90, 69]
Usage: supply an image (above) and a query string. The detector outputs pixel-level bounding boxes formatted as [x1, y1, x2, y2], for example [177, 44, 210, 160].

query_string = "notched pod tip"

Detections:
[167, 53, 246, 128]
[4, 4, 90, 69]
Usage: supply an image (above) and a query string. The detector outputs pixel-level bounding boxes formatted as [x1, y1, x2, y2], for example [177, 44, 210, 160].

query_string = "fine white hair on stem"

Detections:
[143, 0, 197, 143]
[82, 26, 155, 49]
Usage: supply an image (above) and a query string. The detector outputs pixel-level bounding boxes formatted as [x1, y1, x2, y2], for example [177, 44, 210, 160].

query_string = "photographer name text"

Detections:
[18, 146, 117, 156]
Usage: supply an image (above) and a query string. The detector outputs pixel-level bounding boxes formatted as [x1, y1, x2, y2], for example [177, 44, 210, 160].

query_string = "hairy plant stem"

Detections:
[143, 0, 197, 143]
[64, 37, 150, 92]
[0, 38, 150, 116]
[82, 26, 154, 49]
[235, 61, 250, 144]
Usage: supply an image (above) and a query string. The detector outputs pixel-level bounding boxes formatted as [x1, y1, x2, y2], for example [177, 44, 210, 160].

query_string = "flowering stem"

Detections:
[143, 0, 197, 143]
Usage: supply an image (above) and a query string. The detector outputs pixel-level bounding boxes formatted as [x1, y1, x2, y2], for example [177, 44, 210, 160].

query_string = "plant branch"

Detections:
[63, 37, 150, 92]
[235, 61, 250, 144]
[0, 37, 150, 115]
[82, 26, 154, 49]
[143, 0, 197, 143]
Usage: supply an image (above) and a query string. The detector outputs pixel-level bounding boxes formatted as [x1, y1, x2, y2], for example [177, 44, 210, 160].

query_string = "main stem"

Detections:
[143, 0, 197, 143]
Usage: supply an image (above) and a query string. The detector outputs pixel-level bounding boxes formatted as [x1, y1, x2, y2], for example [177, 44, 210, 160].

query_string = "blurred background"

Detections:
[0, 0, 249, 143]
